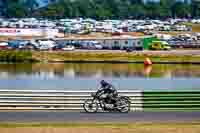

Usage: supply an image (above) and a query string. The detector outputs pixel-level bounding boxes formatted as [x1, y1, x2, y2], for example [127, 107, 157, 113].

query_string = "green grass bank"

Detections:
[1, 50, 200, 64]
[0, 51, 34, 62]
[32, 51, 200, 64]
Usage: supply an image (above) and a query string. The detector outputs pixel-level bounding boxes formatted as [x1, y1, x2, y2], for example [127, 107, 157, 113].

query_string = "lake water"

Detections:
[0, 63, 200, 91]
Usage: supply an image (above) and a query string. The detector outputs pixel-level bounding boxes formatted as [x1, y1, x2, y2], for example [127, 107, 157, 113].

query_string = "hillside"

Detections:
[0, 0, 55, 17]
[1, 0, 200, 18]
[33, 0, 197, 19]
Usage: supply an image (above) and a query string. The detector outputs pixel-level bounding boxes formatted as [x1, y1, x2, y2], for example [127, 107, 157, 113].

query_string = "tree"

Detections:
[24, 0, 39, 13]
[191, 0, 200, 18]
[173, 2, 191, 18]
[160, 0, 176, 18]
[144, 2, 161, 19]
[7, 0, 27, 17]
[116, 0, 130, 19]
[129, 4, 146, 19]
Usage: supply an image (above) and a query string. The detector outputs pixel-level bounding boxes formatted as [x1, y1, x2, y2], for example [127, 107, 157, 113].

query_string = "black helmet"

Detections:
[100, 80, 108, 87]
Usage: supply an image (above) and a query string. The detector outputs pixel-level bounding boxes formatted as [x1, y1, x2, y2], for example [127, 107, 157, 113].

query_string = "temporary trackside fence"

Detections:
[0, 90, 200, 111]
[0, 90, 143, 111]
[143, 91, 200, 111]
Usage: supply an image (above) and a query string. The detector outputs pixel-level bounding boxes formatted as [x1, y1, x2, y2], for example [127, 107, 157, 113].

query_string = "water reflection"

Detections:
[0, 63, 200, 90]
[0, 63, 199, 79]
[143, 65, 152, 77]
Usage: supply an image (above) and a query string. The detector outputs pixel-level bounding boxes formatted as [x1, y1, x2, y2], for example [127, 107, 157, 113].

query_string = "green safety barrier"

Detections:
[143, 91, 200, 111]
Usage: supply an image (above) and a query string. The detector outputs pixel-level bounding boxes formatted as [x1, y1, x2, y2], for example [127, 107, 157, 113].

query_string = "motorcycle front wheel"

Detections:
[83, 99, 98, 113]
[118, 97, 131, 113]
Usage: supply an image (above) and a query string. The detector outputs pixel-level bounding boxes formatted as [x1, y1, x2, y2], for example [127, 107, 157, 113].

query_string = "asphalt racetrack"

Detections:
[0, 111, 200, 123]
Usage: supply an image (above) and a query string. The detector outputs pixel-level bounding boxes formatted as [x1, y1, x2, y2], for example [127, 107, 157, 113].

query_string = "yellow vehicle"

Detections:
[149, 41, 171, 50]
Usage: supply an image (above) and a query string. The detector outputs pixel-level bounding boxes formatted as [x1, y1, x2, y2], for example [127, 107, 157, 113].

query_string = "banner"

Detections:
[0, 28, 59, 37]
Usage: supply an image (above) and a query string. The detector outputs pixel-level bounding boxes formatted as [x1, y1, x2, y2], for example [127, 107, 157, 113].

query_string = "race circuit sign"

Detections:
[0, 28, 59, 37]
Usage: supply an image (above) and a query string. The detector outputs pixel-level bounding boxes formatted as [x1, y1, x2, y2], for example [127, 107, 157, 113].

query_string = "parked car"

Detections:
[94, 44, 103, 49]
[126, 47, 134, 52]
[149, 41, 171, 50]
[8, 40, 29, 49]
[32, 39, 56, 50]
[0, 41, 9, 49]
[62, 45, 75, 51]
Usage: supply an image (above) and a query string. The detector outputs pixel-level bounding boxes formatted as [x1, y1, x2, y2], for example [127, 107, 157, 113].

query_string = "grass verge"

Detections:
[32, 51, 200, 63]
[0, 50, 34, 62]
[0, 122, 200, 128]
[0, 122, 200, 133]
[1, 50, 200, 64]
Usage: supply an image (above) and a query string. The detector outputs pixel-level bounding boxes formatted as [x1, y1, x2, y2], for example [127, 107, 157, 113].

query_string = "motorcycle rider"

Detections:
[99, 80, 118, 107]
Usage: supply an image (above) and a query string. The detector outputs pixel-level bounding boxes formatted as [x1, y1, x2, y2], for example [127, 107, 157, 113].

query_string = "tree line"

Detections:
[4, 0, 200, 19]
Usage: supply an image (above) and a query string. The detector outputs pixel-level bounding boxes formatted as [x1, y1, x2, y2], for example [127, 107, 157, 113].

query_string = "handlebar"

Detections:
[91, 89, 103, 98]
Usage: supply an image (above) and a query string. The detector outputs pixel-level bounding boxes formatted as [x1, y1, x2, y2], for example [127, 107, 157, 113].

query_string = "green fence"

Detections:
[143, 91, 200, 111]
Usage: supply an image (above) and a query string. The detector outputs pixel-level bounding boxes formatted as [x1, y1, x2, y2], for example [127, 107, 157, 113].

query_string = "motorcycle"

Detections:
[83, 89, 131, 113]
